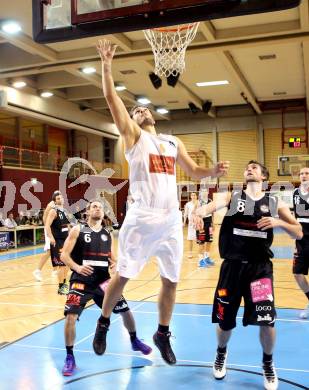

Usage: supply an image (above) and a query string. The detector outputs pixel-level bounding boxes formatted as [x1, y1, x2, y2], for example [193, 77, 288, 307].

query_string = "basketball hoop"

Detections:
[143, 22, 200, 78]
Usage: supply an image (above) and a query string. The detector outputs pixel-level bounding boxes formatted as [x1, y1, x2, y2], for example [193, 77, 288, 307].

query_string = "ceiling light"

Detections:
[196, 80, 229, 87]
[137, 97, 151, 105]
[1, 21, 22, 34]
[13, 81, 26, 89]
[115, 84, 127, 91]
[40, 91, 53, 98]
[81, 67, 96, 74]
[156, 107, 169, 115]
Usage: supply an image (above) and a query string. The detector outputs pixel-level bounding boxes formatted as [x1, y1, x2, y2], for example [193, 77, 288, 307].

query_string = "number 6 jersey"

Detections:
[70, 224, 112, 284]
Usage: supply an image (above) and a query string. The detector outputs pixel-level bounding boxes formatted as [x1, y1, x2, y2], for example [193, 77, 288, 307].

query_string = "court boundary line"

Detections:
[0, 301, 308, 323]
[61, 364, 308, 389]
[8, 343, 309, 375]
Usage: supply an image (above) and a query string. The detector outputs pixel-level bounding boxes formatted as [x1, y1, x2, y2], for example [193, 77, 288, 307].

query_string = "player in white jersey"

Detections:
[93, 39, 229, 365]
[32, 200, 56, 281]
[183, 192, 199, 258]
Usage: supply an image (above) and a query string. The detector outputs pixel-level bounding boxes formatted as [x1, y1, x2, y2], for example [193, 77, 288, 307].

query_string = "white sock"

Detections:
[204, 252, 209, 258]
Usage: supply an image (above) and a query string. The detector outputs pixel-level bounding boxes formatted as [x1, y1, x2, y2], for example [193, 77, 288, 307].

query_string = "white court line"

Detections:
[75, 301, 147, 346]
[0, 302, 307, 323]
[0, 301, 101, 311]
[181, 261, 205, 280]
[10, 343, 309, 374]
[131, 310, 309, 323]
[0, 302, 64, 309]
[0, 275, 55, 296]
[182, 267, 202, 280]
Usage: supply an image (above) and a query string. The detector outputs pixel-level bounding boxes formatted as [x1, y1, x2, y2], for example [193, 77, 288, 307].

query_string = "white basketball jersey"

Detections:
[125, 130, 179, 210]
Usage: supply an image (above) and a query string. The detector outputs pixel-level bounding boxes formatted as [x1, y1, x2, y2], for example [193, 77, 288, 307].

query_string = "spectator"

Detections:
[15, 211, 25, 226]
[0, 213, 4, 227]
[4, 213, 17, 229]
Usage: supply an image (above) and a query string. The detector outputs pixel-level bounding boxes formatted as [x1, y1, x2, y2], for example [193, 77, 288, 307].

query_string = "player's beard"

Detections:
[246, 177, 259, 183]
[140, 116, 155, 127]
[91, 215, 103, 222]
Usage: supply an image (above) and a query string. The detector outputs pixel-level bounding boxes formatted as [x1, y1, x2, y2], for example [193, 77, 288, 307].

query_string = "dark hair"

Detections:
[129, 105, 152, 118]
[86, 199, 103, 211]
[52, 191, 61, 201]
[247, 160, 269, 181]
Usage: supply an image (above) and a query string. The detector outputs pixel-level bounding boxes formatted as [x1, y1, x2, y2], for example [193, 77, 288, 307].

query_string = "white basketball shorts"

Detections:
[117, 206, 183, 282]
[187, 222, 196, 240]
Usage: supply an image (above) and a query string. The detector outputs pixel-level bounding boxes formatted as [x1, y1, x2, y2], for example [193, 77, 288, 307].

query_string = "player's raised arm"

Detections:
[196, 192, 231, 218]
[97, 39, 139, 149]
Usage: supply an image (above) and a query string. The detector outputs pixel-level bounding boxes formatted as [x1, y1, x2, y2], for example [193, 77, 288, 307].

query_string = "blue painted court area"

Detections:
[0, 247, 44, 262]
[0, 302, 308, 390]
[272, 246, 294, 259]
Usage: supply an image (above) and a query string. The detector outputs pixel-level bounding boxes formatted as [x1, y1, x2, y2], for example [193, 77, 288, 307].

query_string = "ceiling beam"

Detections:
[107, 33, 133, 51]
[68, 65, 169, 120]
[0, 32, 57, 62]
[37, 72, 90, 90]
[66, 67, 103, 88]
[216, 20, 300, 41]
[300, 0, 309, 30]
[302, 42, 309, 111]
[57, 47, 99, 62]
[66, 85, 103, 101]
[88, 98, 109, 110]
[199, 21, 216, 41]
[299, 1, 309, 111]
[218, 51, 261, 114]
[2, 29, 309, 79]
[199, 21, 260, 114]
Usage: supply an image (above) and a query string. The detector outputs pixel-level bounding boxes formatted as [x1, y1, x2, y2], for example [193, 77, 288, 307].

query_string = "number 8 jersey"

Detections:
[219, 190, 278, 262]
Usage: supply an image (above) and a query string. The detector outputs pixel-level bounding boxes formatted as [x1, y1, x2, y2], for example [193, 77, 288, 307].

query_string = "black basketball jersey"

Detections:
[293, 188, 309, 235]
[70, 224, 112, 284]
[293, 187, 309, 251]
[51, 208, 70, 239]
[219, 190, 278, 262]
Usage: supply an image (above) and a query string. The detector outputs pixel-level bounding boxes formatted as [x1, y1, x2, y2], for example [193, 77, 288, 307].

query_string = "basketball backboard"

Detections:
[278, 155, 309, 179]
[33, 0, 301, 43]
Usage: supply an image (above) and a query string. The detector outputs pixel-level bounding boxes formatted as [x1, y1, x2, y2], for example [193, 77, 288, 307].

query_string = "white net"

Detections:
[143, 22, 200, 78]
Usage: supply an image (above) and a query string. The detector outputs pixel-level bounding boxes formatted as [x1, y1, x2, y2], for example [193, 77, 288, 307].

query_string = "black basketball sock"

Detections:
[158, 324, 169, 334]
[217, 346, 227, 354]
[263, 352, 273, 363]
[98, 315, 110, 326]
[66, 345, 74, 356]
[129, 331, 137, 342]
